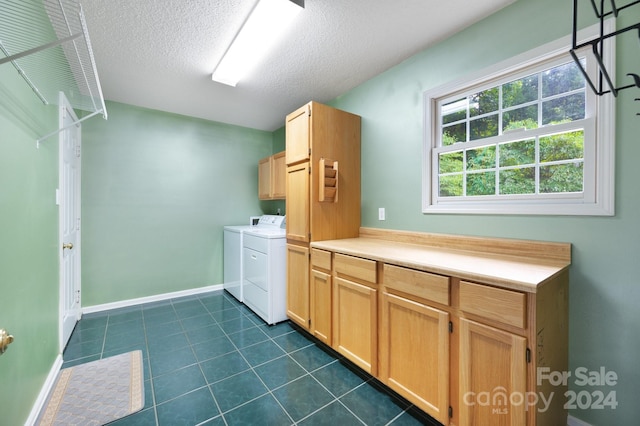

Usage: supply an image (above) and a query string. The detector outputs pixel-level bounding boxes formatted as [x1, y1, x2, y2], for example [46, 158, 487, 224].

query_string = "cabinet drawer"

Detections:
[334, 253, 377, 284]
[459, 281, 526, 329]
[311, 248, 332, 271]
[383, 264, 450, 306]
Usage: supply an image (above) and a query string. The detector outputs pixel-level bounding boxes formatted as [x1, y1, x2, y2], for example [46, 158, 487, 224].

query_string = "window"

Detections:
[423, 22, 615, 215]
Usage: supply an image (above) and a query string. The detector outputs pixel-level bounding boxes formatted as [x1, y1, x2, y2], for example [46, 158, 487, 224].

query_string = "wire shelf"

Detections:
[0, 0, 107, 142]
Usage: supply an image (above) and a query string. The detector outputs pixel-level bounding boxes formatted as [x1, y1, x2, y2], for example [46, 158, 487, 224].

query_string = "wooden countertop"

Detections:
[310, 231, 571, 293]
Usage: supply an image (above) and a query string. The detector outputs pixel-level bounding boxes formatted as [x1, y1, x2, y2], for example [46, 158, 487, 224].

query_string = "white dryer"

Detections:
[242, 215, 287, 324]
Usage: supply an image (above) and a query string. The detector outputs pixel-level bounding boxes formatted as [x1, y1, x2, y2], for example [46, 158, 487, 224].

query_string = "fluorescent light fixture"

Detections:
[212, 0, 304, 86]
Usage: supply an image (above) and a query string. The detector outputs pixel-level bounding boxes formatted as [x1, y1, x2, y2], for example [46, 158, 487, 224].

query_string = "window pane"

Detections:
[540, 163, 583, 193]
[467, 171, 496, 196]
[442, 122, 467, 146]
[499, 139, 535, 167]
[499, 167, 536, 194]
[439, 151, 464, 173]
[540, 130, 584, 162]
[503, 74, 538, 108]
[442, 98, 467, 124]
[439, 174, 463, 197]
[542, 93, 585, 125]
[470, 114, 498, 140]
[469, 88, 499, 117]
[503, 105, 538, 131]
[542, 60, 586, 97]
[466, 145, 496, 171]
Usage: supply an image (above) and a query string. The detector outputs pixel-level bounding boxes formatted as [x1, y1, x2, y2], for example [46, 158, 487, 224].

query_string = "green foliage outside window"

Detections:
[437, 60, 586, 198]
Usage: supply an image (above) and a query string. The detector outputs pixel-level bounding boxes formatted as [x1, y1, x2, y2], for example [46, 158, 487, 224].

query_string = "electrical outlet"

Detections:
[378, 207, 386, 220]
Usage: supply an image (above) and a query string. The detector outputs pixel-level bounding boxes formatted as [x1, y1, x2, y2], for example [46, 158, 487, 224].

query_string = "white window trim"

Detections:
[422, 21, 615, 216]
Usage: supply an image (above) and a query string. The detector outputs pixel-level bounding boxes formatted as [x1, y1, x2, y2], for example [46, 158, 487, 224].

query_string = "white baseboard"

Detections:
[82, 284, 224, 314]
[568, 414, 593, 426]
[25, 354, 63, 426]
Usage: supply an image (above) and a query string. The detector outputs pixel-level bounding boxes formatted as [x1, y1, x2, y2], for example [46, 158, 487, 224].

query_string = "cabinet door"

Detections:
[272, 151, 286, 199]
[310, 269, 332, 345]
[459, 319, 527, 426]
[333, 277, 377, 374]
[379, 292, 449, 424]
[258, 156, 272, 199]
[286, 162, 310, 242]
[286, 103, 310, 165]
[286, 243, 310, 329]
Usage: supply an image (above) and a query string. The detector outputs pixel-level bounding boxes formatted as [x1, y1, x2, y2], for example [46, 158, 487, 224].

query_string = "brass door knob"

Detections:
[0, 329, 14, 354]
[63, 242, 74, 250]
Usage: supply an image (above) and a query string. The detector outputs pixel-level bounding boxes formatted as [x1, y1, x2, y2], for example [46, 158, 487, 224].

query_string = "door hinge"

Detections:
[75, 144, 81, 157]
[449, 321, 453, 333]
[526, 347, 531, 363]
[75, 290, 80, 304]
[449, 406, 453, 418]
[308, 148, 311, 155]
[76, 217, 81, 231]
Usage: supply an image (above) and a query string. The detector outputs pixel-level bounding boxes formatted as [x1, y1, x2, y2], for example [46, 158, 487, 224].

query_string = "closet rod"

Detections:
[36, 109, 104, 148]
[0, 33, 83, 66]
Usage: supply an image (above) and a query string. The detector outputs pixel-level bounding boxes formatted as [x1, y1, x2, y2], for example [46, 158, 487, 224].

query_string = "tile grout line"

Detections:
[66, 291, 426, 425]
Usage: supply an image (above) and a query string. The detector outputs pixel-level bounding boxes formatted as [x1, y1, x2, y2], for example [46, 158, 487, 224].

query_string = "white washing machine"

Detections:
[242, 215, 287, 324]
[223, 224, 254, 302]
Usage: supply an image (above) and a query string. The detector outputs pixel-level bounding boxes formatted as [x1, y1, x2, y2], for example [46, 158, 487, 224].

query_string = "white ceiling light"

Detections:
[212, 0, 304, 87]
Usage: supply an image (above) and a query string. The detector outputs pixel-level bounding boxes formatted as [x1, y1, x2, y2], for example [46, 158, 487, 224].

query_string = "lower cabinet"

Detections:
[310, 269, 332, 344]
[333, 276, 377, 374]
[294, 247, 568, 426]
[379, 291, 450, 424]
[458, 318, 527, 426]
[286, 243, 309, 329]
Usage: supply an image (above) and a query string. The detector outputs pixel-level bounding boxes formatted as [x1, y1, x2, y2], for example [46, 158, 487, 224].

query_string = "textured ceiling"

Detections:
[80, 0, 516, 131]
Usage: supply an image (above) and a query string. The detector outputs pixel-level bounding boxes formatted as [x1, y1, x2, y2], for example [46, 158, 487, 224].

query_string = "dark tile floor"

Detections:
[63, 290, 440, 426]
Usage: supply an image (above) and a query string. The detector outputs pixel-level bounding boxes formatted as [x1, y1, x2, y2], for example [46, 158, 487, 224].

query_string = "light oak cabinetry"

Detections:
[458, 318, 527, 425]
[310, 248, 332, 345]
[285, 101, 361, 331]
[286, 243, 309, 328]
[332, 253, 378, 374]
[258, 150, 286, 200]
[379, 264, 450, 424]
[311, 231, 571, 426]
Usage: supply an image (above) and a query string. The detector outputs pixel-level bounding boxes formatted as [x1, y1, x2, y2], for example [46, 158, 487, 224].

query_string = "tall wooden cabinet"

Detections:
[285, 101, 361, 331]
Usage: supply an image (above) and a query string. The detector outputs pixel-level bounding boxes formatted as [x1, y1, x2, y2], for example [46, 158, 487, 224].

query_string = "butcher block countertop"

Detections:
[310, 227, 571, 293]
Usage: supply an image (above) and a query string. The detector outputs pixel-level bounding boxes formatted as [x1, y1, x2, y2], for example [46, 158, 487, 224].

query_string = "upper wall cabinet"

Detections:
[259, 151, 286, 200]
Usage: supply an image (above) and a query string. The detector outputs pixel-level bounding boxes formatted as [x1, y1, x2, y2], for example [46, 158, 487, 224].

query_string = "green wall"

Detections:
[0, 66, 59, 424]
[330, 0, 639, 424]
[3, 0, 638, 424]
[81, 101, 277, 306]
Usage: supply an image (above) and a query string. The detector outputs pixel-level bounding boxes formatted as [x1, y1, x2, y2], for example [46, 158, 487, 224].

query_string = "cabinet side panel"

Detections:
[309, 103, 361, 241]
[533, 271, 569, 426]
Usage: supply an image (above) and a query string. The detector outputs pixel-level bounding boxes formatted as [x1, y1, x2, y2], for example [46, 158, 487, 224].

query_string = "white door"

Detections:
[59, 93, 81, 351]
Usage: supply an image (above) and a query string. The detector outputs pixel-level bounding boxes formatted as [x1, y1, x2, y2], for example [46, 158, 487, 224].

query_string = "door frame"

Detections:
[58, 92, 82, 351]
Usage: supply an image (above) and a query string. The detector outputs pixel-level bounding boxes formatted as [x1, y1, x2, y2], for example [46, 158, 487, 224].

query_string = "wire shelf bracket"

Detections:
[570, 0, 640, 97]
[0, 0, 107, 145]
